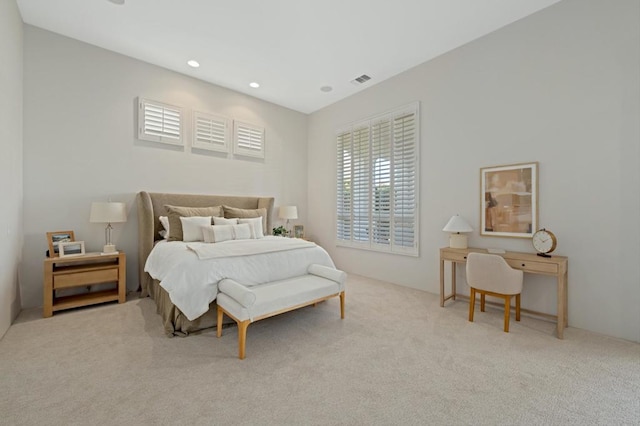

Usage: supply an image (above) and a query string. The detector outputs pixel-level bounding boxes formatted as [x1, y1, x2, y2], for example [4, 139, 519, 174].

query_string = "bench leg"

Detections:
[238, 320, 250, 360]
[339, 292, 345, 319]
[216, 307, 224, 338]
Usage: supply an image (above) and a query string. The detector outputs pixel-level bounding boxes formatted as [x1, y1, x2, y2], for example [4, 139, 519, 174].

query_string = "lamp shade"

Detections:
[442, 215, 472, 233]
[278, 206, 298, 220]
[89, 202, 127, 223]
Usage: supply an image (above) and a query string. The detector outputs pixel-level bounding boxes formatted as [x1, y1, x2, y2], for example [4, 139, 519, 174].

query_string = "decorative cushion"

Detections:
[223, 206, 267, 234]
[159, 216, 170, 239]
[232, 223, 253, 240]
[238, 217, 264, 239]
[213, 217, 239, 226]
[180, 216, 212, 242]
[202, 225, 234, 243]
[165, 205, 222, 241]
[202, 223, 254, 243]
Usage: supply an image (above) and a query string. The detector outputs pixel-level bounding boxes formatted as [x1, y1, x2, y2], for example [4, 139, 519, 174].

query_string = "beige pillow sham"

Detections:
[222, 206, 267, 233]
[164, 205, 223, 241]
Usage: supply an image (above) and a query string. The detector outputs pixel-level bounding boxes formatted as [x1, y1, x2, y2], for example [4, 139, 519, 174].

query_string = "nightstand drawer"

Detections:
[53, 268, 119, 289]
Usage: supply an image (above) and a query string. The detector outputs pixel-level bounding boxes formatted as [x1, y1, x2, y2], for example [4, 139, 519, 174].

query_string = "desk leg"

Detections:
[451, 262, 456, 301]
[440, 259, 445, 307]
[557, 273, 567, 339]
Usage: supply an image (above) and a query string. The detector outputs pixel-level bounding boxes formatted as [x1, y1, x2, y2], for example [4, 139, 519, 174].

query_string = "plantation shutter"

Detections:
[392, 110, 417, 250]
[351, 125, 370, 243]
[234, 121, 265, 158]
[137, 98, 182, 145]
[335, 102, 419, 256]
[336, 131, 352, 241]
[192, 111, 229, 152]
[371, 118, 392, 247]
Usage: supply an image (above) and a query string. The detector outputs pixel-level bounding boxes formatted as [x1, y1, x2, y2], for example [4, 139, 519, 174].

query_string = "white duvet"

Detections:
[144, 236, 335, 321]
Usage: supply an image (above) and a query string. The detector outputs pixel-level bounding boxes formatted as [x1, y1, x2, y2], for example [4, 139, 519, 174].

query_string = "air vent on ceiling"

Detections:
[350, 74, 372, 85]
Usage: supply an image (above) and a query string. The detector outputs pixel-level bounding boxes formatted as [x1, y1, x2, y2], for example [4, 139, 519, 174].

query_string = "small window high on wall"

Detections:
[336, 102, 419, 256]
[137, 98, 183, 145]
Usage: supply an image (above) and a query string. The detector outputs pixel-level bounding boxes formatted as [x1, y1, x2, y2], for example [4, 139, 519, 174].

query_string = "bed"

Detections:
[136, 191, 335, 336]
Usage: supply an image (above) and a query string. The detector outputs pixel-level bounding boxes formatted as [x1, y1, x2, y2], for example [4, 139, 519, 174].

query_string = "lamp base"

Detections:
[449, 234, 468, 249]
[102, 244, 117, 254]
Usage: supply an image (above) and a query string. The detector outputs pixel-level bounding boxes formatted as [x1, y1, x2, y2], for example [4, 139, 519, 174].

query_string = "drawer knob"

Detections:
[463, 256, 467, 260]
[522, 263, 526, 267]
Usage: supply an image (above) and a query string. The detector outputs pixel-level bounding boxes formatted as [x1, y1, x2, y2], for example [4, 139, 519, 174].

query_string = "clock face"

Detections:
[532, 229, 556, 253]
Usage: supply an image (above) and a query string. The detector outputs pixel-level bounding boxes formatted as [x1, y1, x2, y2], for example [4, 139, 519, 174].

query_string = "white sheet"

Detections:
[144, 236, 335, 321]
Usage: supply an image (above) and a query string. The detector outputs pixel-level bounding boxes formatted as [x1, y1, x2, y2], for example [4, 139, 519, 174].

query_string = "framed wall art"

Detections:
[46, 230, 75, 257]
[480, 162, 538, 238]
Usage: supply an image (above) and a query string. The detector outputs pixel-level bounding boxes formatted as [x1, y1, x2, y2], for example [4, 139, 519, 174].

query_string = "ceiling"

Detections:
[17, 0, 560, 114]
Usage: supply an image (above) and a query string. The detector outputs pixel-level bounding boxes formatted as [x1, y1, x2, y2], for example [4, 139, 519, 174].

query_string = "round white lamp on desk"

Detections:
[443, 214, 473, 249]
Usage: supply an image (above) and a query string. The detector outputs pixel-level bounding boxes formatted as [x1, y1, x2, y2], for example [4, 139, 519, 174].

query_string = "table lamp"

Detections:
[442, 214, 473, 249]
[90, 201, 127, 254]
[278, 206, 298, 237]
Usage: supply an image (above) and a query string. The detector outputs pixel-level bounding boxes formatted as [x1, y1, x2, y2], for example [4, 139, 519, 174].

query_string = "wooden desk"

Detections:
[439, 247, 568, 339]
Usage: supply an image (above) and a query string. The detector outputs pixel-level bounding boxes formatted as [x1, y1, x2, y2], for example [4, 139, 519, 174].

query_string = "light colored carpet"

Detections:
[1, 274, 638, 426]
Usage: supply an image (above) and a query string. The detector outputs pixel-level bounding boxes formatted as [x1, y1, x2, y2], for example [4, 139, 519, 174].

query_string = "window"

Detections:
[233, 121, 265, 158]
[336, 102, 419, 256]
[192, 110, 230, 153]
[137, 98, 182, 145]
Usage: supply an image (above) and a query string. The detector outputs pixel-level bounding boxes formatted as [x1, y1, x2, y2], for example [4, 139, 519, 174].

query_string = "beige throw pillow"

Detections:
[165, 205, 222, 241]
[223, 206, 267, 233]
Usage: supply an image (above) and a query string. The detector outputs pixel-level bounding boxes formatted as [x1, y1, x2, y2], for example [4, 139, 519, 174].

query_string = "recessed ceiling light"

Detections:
[249, 82, 260, 88]
[187, 60, 200, 68]
[107, 0, 125, 5]
[320, 86, 333, 92]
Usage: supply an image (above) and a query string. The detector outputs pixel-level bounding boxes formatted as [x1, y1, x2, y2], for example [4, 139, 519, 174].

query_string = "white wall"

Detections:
[0, 0, 24, 338]
[22, 26, 309, 309]
[308, 0, 640, 342]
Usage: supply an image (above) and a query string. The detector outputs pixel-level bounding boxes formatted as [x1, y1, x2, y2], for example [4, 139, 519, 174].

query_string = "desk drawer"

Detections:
[54, 268, 119, 289]
[444, 252, 469, 262]
[506, 259, 558, 274]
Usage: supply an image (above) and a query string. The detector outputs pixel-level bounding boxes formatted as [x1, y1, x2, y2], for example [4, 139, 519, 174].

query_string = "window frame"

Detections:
[335, 102, 420, 256]
[192, 110, 231, 153]
[233, 120, 265, 159]
[137, 97, 183, 146]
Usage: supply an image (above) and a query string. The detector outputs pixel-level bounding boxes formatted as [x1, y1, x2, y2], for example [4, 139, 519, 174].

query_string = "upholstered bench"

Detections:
[216, 264, 346, 359]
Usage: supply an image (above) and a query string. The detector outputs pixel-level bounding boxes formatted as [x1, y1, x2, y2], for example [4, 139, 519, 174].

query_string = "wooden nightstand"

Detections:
[43, 252, 126, 317]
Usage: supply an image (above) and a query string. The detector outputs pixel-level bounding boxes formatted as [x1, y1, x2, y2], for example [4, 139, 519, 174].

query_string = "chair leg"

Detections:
[516, 294, 521, 322]
[480, 293, 486, 312]
[468, 288, 476, 322]
[503, 296, 511, 332]
[339, 291, 345, 319]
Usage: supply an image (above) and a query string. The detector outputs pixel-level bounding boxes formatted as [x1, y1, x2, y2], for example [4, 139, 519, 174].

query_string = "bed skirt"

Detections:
[147, 278, 232, 336]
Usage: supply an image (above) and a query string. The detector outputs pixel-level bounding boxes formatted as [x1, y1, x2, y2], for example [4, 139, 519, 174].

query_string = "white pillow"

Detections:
[203, 225, 234, 243]
[238, 216, 264, 239]
[213, 217, 238, 225]
[180, 216, 212, 242]
[159, 216, 170, 239]
[232, 223, 253, 240]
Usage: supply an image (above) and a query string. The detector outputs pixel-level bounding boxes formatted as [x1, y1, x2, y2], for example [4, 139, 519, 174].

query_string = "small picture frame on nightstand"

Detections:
[59, 241, 86, 257]
[294, 225, 304, 239]
[46, 230, 75, 257]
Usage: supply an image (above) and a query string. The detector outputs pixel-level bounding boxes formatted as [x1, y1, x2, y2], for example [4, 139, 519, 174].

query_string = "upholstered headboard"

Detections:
[136, 191, 274, 296]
